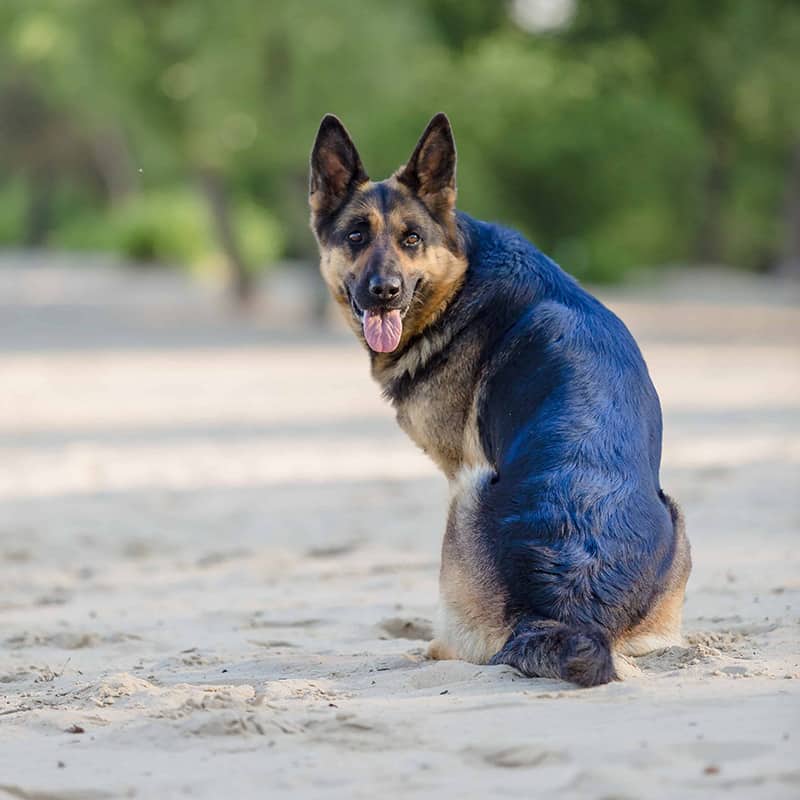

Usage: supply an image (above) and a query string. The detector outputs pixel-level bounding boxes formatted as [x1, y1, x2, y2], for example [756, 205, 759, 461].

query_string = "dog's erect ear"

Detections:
[397, 113, 456, 217]
[309, 115, 368, 216]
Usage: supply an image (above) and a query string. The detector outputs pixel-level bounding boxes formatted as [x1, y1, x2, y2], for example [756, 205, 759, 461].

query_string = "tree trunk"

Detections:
[24, 171, 54, 247]
[694, 134, 731, 265]
[92, 127, 139, 206]
[776, 140, 800, 278]
[199, 170, 253, 305]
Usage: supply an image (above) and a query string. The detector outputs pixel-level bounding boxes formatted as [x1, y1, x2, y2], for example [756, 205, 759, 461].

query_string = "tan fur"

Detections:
[391, 165, 458, 241]
[435, 465, 512, 663]
[461, 387, 487, 470]
[375, 324, 457, 386]
[405, 245, 466, 336]
[332, 194, 385, 235]
[386, 341, 505, 662]
[617, 504, 691, 656]
[618, 584, 686, 656]
[389, 336, 484, 478]
[318, 247, 363, 338]
[426, 639, 457, 661]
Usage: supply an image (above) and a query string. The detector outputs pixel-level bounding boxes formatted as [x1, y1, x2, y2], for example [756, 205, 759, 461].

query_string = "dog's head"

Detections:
[309, 113, 467, 354]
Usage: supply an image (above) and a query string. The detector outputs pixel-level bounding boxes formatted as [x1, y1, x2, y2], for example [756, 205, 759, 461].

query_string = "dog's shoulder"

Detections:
[459, 216, 646, 380]
[456, 218, 663, 474]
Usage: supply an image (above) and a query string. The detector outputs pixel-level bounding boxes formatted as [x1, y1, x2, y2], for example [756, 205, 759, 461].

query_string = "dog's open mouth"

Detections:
[346, 287, 414, 354]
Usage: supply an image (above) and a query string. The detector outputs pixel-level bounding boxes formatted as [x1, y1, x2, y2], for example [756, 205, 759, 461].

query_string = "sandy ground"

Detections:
[0, 258, 798, 799]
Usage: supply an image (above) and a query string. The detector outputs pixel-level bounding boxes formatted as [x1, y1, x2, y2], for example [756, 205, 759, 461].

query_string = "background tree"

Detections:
[0, 0, 797, 295]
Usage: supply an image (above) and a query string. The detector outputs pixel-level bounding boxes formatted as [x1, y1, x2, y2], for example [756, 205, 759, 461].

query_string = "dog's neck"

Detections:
[371, 316, 461, 402]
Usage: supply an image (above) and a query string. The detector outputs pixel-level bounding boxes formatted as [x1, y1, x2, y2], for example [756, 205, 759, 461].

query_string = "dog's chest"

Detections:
[390, 344, 483, 479]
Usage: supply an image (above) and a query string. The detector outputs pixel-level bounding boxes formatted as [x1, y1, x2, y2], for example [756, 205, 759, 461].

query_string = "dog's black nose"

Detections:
[368, 274, 401, 301]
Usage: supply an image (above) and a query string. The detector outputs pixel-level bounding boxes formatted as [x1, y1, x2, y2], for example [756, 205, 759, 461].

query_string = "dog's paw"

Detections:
[426, 639, 457, 661]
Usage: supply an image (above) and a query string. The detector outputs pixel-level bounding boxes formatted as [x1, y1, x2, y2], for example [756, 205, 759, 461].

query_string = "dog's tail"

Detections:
[489, 618, 617, 687]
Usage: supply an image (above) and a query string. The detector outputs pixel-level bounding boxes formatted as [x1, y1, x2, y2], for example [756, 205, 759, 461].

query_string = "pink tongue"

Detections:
[362, 309, 403, 353]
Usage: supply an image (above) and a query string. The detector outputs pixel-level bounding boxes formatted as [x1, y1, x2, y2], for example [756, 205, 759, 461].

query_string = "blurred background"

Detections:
[1, 0, 799, 300]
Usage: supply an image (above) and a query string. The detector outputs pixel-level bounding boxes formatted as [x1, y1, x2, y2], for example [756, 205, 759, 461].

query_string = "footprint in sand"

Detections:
[466, 744, 570, 769]
[4, 631, 136, 651]
[247, 639, 298, 649]
[377, 616, 434, 641]
[245, 616, 322, 630]
[403, 659, 492, 690]
[0, 669, 31, 684]
[672, 740, 774, 763]
[0, 786, 119, 800]
[185, 710, 303, 737]
[305, 713, 401, 752]
[305, 540, 361, 559]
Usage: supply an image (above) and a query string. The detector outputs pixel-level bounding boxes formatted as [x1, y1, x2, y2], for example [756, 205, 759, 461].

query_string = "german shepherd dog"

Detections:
[309, 113, 691, 687]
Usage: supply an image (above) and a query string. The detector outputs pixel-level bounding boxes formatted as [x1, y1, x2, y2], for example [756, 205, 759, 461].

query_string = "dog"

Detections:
[308, 113, 691, 687]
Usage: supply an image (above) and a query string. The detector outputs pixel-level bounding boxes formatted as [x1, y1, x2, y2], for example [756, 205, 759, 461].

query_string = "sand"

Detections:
[0, 260, 798, 799]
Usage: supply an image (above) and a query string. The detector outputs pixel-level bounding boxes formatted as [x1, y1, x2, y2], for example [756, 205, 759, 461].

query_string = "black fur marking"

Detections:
[370, 181, 393, 215]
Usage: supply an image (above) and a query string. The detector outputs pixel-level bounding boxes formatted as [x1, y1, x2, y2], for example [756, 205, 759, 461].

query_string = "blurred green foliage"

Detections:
[52, 189, 283, 271]
[0, 0, 798, 293]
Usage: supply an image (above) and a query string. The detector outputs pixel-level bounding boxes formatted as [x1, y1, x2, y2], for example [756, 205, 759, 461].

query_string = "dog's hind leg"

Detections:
[618, 492, 691, 657]
[489, 617, 617, 687]
[434, 465, 513, 664]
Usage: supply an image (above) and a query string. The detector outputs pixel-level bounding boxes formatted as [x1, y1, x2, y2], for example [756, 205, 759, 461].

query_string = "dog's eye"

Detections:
[403, 232, 421, 248]
[347, 231, 364, 244]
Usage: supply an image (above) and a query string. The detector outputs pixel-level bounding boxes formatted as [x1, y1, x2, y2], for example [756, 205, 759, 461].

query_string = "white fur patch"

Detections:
[434, 601, 509, 664]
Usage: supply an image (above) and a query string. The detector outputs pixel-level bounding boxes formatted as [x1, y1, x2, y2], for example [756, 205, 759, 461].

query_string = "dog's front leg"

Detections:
[426, 638, 458, 661]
